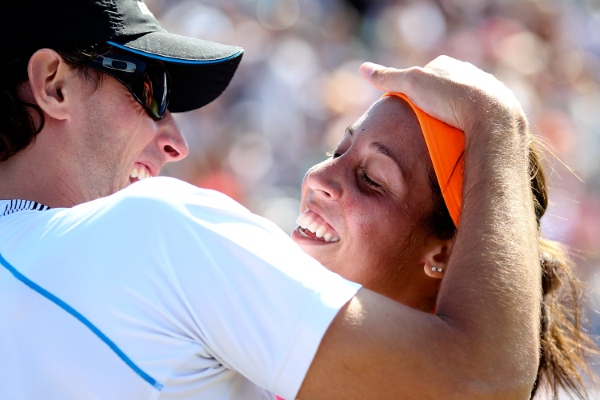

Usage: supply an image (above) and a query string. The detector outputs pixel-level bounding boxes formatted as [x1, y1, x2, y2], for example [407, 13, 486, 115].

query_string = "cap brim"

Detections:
[108, 31, 243, 112]
[385, 92, 465, 227]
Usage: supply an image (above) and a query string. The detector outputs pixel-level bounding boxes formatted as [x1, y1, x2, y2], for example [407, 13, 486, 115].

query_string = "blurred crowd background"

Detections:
[147, 0, 600, 388]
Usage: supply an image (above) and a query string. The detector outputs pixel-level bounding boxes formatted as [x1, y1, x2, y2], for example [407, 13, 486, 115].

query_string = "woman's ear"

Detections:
[423, 240, 453, 279]
[27, 49, 72, 121]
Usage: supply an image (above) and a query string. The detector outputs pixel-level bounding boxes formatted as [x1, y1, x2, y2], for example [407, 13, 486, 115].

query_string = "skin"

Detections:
[0, 49, 188, 207]
[292, 96, 450, 311]
[0, 51, 540, 398]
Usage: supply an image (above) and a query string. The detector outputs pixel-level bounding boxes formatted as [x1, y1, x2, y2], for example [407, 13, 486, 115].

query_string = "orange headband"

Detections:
[384, 92, 465, 227]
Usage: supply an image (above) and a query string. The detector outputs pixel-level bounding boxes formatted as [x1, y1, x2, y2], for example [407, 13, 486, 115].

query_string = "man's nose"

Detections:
[157, 111, 189, 162]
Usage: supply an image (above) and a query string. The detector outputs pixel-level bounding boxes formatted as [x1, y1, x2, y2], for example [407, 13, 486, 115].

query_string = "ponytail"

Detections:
[533, 238, 597, 399]
[529, 138, 598, 399]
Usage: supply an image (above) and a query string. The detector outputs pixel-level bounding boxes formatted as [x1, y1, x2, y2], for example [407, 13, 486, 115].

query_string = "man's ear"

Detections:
[27, 49, 73, 121]
[423, 240, 452, 279]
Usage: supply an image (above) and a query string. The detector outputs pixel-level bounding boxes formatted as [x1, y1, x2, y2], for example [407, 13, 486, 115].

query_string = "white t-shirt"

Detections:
[0, 177, 360, 399]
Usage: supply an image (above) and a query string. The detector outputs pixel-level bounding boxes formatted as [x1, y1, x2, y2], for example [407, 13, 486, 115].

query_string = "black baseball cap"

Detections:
[2, 0, 244, 112]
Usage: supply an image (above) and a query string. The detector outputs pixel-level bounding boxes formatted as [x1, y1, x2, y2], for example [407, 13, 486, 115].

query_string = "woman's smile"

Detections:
[295, 208, 340, 242]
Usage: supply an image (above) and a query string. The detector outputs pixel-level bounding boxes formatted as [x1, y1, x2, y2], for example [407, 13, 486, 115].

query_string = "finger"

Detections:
[359, 62, 436, 113]
[359, 62, 407, 93]
[360, 61, 454, 125]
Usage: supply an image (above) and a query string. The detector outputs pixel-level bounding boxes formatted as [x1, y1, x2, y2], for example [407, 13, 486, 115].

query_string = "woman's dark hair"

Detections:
[0, 44, 109, 161]
[424, 137, 598, 399]
[527, 139, 599, 399]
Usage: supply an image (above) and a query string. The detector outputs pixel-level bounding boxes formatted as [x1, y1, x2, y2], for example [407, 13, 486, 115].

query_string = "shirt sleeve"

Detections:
[130, 178, 361, 399]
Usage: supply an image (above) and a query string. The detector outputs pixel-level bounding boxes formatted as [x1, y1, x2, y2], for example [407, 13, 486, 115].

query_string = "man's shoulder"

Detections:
[1, 177, 291, 260]
[4, 177, 259, 244]
[75, 177, 287, 241]
[112, 177, 248, 214]
[66, 177, 252, 226]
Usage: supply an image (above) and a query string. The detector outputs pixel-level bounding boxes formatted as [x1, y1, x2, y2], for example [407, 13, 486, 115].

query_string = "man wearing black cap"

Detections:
[0, 1, 541, 399]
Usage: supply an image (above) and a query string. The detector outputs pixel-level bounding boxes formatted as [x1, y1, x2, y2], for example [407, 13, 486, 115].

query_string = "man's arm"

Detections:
[298, 56, 540, 399]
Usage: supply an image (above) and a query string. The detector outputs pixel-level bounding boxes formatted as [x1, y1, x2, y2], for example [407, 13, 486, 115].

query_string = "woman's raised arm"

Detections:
[298, 56, 540, 399]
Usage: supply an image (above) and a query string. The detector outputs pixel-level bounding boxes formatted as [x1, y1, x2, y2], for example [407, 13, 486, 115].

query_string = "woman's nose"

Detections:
[304, 160, 343, 201]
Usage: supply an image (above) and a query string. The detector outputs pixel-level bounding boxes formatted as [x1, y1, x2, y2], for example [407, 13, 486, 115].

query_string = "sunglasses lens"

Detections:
[142, 65, 169, 119]
[87, 55, 170, 120]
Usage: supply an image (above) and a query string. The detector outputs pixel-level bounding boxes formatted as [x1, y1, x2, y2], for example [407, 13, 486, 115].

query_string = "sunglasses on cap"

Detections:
[84, 54, 171, 120]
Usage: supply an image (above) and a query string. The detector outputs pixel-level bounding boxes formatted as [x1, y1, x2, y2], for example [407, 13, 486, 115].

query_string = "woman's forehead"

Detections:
[355, 96, 425, 150]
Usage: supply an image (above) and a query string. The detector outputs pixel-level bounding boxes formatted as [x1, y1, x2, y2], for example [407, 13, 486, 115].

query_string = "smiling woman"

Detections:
[293, 95, 447, 311]
[292, 94, 598, 399]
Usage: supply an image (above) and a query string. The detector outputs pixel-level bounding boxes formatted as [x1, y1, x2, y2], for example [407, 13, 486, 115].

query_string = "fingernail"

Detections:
[360, 62, 380, 77]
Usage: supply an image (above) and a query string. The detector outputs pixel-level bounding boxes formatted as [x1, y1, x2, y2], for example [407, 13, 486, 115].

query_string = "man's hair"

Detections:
[0, 44, 108, 162]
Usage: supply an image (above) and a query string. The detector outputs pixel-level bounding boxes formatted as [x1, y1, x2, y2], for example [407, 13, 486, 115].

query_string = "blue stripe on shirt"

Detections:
[0, 252, 163, 390]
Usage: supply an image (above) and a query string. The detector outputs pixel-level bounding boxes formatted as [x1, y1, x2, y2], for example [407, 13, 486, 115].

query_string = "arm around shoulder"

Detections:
[298, 287, 537, 399]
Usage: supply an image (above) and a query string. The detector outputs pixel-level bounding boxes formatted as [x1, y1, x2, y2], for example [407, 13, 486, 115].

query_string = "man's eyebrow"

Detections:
[370, 141, 406, 179]
[346, 126, 355, 136]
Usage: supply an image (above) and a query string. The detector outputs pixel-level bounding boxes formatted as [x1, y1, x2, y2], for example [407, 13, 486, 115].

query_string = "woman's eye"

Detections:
[326, 150, 342, 159]
[361, 170, 381, 189]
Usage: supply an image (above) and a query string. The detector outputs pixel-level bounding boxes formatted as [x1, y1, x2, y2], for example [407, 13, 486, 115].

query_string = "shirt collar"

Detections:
[0, 199, 51, 217]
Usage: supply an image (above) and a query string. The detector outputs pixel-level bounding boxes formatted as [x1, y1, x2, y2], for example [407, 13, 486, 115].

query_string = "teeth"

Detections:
[130, 165, 151, 181]
[295, 209, 340, 242]
[297, 214, 312, 229]
[315, 226, 326, 238]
